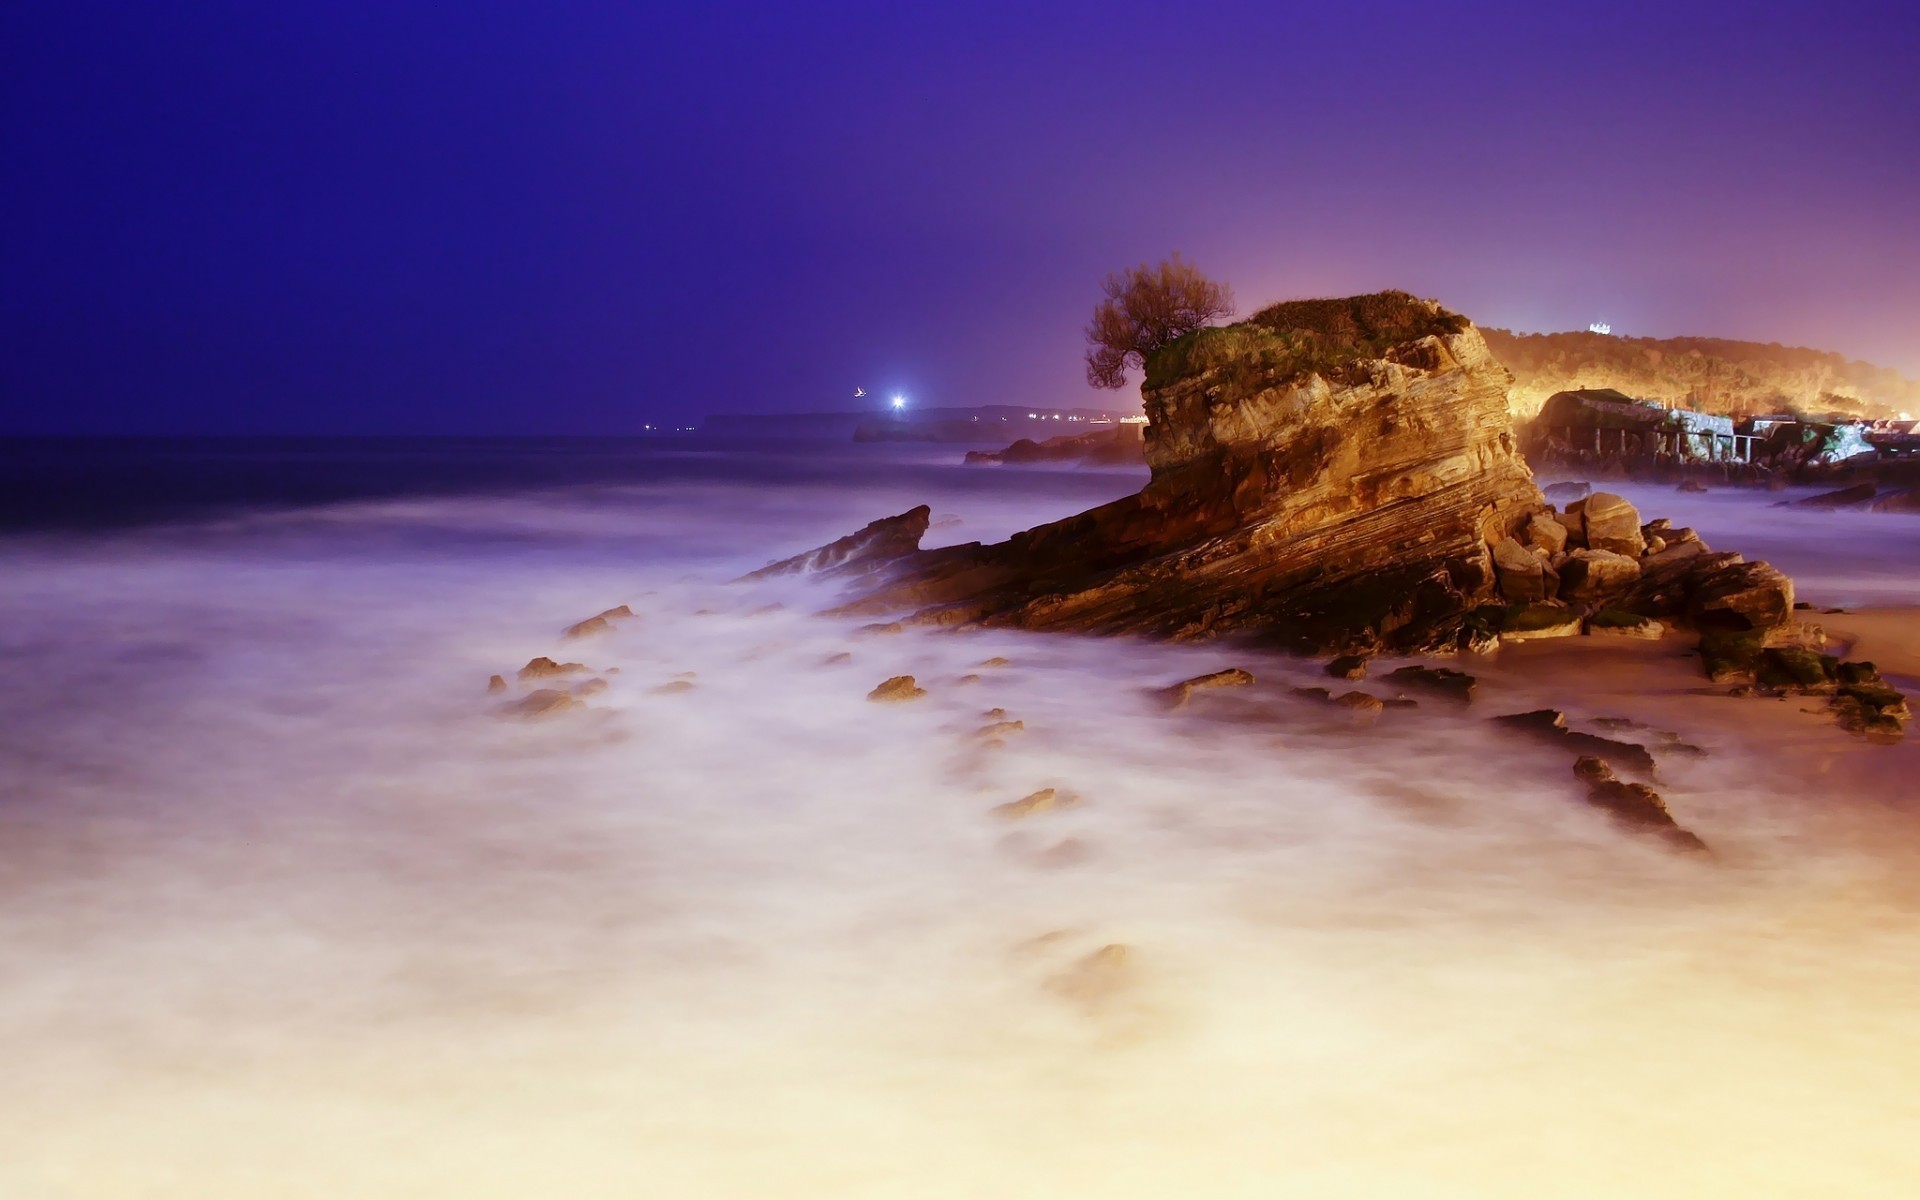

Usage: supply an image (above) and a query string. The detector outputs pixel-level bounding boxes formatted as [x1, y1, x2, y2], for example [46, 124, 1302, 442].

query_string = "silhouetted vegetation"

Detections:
[1145, 290, 1469, 393]
[1085, 255, 1234, 389]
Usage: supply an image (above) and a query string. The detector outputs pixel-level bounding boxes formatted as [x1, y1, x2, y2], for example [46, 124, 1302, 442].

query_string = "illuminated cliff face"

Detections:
[1483, 328, 1920, 422]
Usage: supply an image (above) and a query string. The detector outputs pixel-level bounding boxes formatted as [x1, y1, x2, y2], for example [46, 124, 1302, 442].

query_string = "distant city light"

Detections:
[1589, 321, 1613, 335]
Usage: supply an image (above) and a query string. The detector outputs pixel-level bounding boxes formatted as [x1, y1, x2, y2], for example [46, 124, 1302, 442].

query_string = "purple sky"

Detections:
[4, 0, 1917, 433]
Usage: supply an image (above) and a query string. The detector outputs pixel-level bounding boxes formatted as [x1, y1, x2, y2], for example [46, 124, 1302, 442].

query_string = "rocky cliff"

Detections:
[1484, 328, 1919, 422]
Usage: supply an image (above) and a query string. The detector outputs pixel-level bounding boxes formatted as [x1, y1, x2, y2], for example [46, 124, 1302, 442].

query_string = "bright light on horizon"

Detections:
[891, 395, 906, 411]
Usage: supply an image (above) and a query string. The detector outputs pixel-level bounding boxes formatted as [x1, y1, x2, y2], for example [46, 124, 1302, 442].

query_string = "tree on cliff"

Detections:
[1084, 254, 1234, 389]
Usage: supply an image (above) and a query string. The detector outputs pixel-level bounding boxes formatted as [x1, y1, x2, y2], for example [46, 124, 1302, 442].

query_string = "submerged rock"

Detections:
[744, 506, 932, 580]
[501, 689, 583, 720]
[486, 674, 507, 694]
[1587, 610, 1664, 639]
[867, 675, 927, 703]
[518, 656, 588, 681]
[1572, 756, 1707, 852]
[1383, 665, 1474, 703]
[1326, 653, 1370, 680]
[993, 788, 1069, 820]
[1496, 709, 1658, 778]
[1499, 603, 1582, 641]
[1160, 667, 1255, 709]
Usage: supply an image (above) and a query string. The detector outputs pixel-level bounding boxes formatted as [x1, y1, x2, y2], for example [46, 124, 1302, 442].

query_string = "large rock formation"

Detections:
[752, 291, 1903, 734]
[784, 292, 1543, 652]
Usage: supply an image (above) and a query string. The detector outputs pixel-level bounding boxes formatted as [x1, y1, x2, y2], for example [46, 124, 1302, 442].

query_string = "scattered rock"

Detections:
[1383, 665, 1475, 703]
[1544, 481, 1592, 505]
[1333, 691, 1385, 716]
[1326, 654, 1370, 680]
[562, 605, 635, 640]
[1495, 709, 1658, 778]
[857, 621, 903, 637]
[649, 680, 695, 695]
[955, 673, 982, 685]
[518, 656, 588, 681]
[486, 674, 507, 694]
[742, 506, 932, 580]
[572, 677, 609, 697]
[1160, 667, 1255, 709]
[976, 719, 1025, 739]
[1572, 756, 1707, 852]
[821, 651, 852, 666]
[1677, 479, 1709, 493]
[977, 657, 1013, 668]
[993, 788, 1070, 820]
[868, 675, 927, 703]
[501, 689, 583, 720]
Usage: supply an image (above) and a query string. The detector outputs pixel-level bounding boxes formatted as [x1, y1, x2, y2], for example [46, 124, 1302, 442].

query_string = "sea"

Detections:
[3, 434, 1919, 1198]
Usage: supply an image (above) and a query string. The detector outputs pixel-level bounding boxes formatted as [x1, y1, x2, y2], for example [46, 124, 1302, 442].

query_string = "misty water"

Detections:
[4, 438, 1920, 1198]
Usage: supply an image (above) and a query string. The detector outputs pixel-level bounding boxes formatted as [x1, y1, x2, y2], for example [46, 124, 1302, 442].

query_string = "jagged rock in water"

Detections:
[1572, 756, 1707, 852]
[501, 689, 583, 719]
[486, 674, 507, 694]
[1160, 667, 1255, 708]
[562, 605, 635, 640]
[1383, 665, 1474, 703]
[993, 787, 1070, 820]
[1543, 481, 1591, 505]
[1332, 690, 1385, 716]
[867, 675, 927, 703]
[649, 679, 695, 695]
[1495, 709, 1658, 778]
[744, 505, 933, 580]
[519, 656, 588, 681]
[1326, 654, 1370, 680]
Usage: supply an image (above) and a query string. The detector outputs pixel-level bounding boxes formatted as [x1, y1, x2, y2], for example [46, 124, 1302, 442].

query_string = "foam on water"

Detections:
[4, 454, 1920, 1198]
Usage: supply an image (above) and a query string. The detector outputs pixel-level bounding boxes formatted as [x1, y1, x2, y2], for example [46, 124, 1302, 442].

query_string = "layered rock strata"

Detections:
[754, 291, 1908, 736]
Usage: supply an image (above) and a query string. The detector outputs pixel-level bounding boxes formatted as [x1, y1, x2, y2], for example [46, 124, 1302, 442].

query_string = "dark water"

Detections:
[0, 435, 1132, 532]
